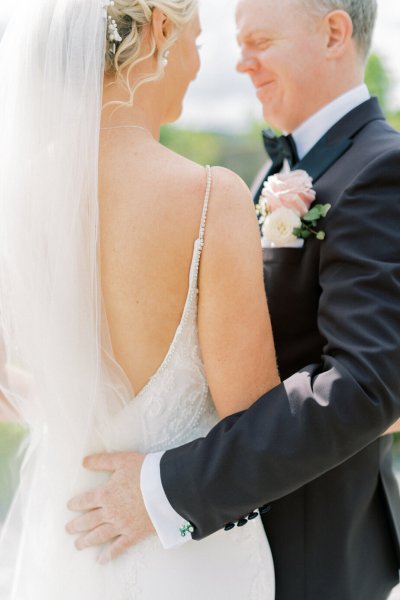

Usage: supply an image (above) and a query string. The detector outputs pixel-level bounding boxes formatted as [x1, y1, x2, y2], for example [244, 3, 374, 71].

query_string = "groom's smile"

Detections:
[255, 80, 277, 100]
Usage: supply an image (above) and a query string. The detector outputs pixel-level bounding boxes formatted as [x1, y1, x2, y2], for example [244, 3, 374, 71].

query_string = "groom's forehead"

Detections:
[236, 0, 304, 36]
[236, 0, 302, 24]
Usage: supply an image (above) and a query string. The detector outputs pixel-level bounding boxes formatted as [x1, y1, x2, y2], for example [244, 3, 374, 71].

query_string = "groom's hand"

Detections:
[66, 452, 155, 563]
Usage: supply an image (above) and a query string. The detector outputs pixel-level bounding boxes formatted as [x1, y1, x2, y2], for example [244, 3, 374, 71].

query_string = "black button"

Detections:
[237, 518, 248, 527]
[224, 523, 235, 531]
[259, 504, 272, 515]
[248, 511, 259, 520]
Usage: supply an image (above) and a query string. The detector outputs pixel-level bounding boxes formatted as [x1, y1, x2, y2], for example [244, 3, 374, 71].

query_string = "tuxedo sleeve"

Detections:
[159, 148, 400, 540]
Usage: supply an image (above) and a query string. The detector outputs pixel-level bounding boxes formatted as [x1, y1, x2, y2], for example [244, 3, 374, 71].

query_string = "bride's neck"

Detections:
[101, 75, 162, 140]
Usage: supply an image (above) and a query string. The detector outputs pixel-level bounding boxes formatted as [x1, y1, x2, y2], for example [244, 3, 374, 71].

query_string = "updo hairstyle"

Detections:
[104, 0, 198, 106]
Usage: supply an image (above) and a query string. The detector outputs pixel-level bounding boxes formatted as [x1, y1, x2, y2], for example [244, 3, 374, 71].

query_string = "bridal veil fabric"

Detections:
[0, 0, 134, 597]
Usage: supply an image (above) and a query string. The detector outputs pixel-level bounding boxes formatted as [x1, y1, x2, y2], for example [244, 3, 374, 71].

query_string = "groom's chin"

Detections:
[261, 106, 290, 134]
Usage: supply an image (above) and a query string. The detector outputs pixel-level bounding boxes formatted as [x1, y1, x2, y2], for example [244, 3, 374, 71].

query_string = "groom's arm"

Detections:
[157, 148, 400, 541]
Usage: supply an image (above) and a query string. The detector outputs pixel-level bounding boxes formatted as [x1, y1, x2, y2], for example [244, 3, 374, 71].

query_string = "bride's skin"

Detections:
[66, 9, 280, 561]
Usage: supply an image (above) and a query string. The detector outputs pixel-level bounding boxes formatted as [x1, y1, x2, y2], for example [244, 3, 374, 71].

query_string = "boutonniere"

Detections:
[256, 170, 331, 248]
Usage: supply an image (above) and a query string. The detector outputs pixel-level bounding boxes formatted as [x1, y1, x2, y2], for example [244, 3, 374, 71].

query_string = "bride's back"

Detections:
[99, 132, 208, 396]
[98, 1, 278, 416]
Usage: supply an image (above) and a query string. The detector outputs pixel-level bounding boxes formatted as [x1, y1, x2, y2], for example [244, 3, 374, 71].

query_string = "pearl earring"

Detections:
[162, 50, 170, 67]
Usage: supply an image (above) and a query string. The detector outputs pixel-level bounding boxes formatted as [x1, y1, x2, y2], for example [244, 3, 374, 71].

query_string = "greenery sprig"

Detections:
[293, 203, 331, 241]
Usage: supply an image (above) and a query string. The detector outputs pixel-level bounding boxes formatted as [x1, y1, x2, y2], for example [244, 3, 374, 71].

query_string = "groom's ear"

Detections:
[151, 8, 173, 51]
[322, 9, 354, 60]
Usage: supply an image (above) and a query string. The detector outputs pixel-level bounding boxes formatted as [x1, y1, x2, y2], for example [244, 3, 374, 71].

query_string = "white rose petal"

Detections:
[262, 207, 302, 247]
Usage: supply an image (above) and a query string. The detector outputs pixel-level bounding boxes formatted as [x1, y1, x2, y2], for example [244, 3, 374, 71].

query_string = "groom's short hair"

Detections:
[301, 0, 377, 58]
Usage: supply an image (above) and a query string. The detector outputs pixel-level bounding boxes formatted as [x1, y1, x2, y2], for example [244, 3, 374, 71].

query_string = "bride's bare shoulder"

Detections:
[209, 165, 253, 209]
[152, 151, 257, 248]
[100, 138, 255, 243]
[204, 166, 261, 255]
[138, 145, 251, 205]
[152, 149, 254, 223]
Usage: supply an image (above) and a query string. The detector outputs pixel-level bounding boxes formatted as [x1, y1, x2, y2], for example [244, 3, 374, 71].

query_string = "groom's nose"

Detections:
[236, 53, 258, 74]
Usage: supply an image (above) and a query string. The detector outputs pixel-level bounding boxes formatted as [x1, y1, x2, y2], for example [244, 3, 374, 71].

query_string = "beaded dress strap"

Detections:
[198, 165, 212, 249]
[189, 165, 212, 294]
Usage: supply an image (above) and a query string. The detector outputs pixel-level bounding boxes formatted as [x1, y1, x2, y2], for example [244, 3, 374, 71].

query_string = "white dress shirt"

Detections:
[140, 83, 371, 550]
[292, 83, 370, 160]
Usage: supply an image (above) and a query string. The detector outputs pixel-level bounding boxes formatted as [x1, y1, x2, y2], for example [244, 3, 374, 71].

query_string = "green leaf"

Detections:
[302, 207, 321, 222]
[316, 203, 331, 218]
[301, 229, 312, 239]
[303, 203, 331, 222]
[316, 231, 326, 241]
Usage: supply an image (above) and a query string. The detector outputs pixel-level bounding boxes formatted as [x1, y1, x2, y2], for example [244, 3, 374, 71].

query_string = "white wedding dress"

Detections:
[100, 166, 275, 599]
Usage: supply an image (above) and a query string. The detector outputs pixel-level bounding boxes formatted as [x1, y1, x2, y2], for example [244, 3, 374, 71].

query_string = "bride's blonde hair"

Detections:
[104, 0, 198, 106]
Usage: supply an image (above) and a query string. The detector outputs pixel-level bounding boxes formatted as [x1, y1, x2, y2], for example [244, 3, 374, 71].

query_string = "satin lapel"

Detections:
[294, 137, 352, 183]
[293, 97, 385, 183]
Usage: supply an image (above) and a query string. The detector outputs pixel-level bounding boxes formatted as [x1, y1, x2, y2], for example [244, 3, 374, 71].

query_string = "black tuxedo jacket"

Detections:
[161, 98, 400, 599]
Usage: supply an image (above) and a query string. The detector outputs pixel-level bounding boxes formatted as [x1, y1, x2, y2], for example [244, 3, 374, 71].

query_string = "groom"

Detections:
[67, 0, 400, 597]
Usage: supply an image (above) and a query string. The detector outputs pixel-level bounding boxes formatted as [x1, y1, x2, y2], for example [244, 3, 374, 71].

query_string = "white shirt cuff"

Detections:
[140, 451, 192, 550]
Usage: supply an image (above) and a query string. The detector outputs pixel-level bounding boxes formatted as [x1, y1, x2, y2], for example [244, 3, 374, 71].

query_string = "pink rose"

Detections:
[261, 170, 316, 217]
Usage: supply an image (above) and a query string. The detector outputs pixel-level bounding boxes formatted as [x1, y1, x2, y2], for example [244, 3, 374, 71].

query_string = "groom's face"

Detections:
[236, 0, 328, 132]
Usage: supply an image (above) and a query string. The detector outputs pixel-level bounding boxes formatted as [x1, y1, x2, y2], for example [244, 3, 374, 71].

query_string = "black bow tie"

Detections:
[262, 128, 299, 170]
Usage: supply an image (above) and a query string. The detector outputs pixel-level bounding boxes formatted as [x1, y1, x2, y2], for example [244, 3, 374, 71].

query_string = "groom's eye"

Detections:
[255, 39, 271, 49]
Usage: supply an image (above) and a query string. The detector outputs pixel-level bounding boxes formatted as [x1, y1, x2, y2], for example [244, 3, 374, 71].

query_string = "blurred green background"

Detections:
[1, 53, 400, 522]
[0, 422, 27, 521]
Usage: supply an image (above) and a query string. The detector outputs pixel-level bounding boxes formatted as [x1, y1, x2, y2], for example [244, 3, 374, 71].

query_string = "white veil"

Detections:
[0, 0, 132, 597]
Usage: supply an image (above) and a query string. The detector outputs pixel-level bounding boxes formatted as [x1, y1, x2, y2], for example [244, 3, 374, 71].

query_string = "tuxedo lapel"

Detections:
[253, 97, 386, 201]
[294, 137, 352, 182]
[294, 97, 385, 183]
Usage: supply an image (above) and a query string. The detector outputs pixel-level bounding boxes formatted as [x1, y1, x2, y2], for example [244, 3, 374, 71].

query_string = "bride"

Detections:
[0, 0, 279, 598]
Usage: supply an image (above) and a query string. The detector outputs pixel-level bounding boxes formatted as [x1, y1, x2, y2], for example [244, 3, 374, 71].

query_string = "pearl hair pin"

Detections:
[103, 2, 170, 63]
[104, 0, 122, 55]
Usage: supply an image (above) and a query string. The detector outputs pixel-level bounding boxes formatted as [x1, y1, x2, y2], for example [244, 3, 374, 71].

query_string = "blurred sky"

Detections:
[177, 0, 400, 132]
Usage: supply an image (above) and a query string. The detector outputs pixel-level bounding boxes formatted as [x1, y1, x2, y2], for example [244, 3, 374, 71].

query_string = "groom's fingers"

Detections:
[67, 488, 103, 512]
[66, 508, 105, 534]
[75, 523, 117, 550]
[99, 534, 133, 564]
[83, 452, 129, 472]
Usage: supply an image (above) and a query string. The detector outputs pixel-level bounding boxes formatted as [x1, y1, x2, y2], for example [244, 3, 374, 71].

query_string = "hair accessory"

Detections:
[162, 49, 170, 67]
[104, 1, 122, 55]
